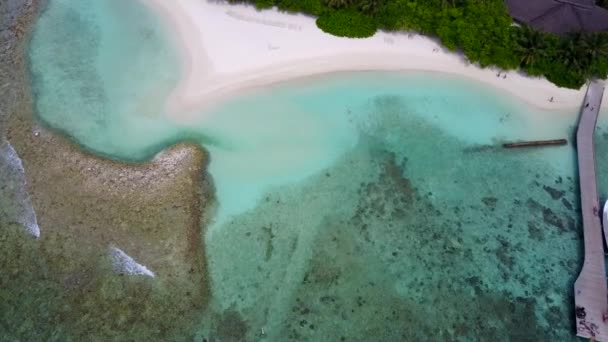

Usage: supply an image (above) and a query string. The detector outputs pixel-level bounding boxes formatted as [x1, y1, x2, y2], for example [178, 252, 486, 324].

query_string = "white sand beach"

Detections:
[142, 0, 602, 121]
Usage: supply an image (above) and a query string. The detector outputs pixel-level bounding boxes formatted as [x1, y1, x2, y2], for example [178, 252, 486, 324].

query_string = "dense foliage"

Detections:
[227, 0, 608, 89]
[316, 11, 377, 37]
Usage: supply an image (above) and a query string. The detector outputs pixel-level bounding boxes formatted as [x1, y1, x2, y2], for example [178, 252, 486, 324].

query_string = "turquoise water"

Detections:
[3, 0, 607, 340]
[198, 80, 583, 341]
[28, 0, 182, 160]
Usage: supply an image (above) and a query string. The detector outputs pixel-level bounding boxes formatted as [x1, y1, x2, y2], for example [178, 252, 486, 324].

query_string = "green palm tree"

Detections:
[323, 0, 352, 9]
[358, 0, 383, 14]
[440, 0, 456, 8]
[515, 27, 548, 67]
[559, 33, 588, 71]
[580, 33, 608, 61]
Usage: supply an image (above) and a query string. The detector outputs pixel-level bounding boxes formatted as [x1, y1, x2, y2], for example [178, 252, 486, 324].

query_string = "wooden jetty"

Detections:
[573, 80, 607, 341]
[502, 139, 567, 148]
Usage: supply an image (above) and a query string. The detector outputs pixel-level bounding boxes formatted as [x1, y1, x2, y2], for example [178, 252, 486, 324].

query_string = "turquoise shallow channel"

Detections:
[4, 0, 608, 340]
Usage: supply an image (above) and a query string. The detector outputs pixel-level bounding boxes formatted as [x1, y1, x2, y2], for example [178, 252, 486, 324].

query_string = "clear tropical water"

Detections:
[28, 0, 182, 160]
[3, 0, 608, 340]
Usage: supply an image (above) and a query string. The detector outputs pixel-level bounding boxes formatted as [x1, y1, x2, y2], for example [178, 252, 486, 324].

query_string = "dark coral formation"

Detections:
[207, 102, 582, 340]
[216, 308, 249, 342]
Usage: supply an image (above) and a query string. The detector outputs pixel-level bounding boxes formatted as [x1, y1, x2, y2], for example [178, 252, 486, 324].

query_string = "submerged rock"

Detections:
[561, 197, 573, 211]
[216, 308, 249, 342]
[482, 196, 498, 209]
[543, 185, 565, 200]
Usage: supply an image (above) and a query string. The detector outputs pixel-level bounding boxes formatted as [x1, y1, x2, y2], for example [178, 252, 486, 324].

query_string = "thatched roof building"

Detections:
[505, 0, 608, 35]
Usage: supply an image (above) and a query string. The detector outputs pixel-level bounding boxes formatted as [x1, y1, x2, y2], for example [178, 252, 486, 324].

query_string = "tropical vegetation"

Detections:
[226, 0, 608, 89]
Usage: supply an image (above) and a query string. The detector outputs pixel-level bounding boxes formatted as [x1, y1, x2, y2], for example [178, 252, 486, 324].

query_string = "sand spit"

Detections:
[143, 0, 607, 121]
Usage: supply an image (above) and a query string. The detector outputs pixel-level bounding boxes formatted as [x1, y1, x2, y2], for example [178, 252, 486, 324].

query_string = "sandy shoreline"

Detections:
[142, 0, 604, 121]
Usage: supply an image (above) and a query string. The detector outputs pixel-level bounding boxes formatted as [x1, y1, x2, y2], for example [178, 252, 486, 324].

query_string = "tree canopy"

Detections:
[227, 0, 608, 89]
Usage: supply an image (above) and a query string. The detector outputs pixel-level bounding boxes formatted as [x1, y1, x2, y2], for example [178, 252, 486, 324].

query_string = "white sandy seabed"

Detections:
[141, 0, 606, 123]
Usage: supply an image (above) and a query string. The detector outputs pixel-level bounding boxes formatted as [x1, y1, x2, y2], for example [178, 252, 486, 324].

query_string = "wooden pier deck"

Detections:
[574, 80, 607, 341]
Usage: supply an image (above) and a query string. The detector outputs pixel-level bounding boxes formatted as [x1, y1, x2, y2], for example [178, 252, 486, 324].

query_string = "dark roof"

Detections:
[505, 0, 608, 35]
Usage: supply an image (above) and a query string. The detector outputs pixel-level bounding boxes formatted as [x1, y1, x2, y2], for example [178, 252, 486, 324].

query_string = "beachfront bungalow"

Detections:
[505, 0, 608, 35]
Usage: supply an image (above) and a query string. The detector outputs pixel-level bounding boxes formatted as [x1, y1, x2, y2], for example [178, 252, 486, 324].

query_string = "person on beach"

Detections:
[585, 103, 589, 108]
[549, 97, 554, 102]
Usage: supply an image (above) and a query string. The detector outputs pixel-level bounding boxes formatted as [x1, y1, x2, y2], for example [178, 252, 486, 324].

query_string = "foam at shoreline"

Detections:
[0, 140, 40, 238]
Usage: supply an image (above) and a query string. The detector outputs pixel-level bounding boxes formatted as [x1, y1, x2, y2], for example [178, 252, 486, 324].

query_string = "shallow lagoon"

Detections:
[3, 0, 608, 340]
